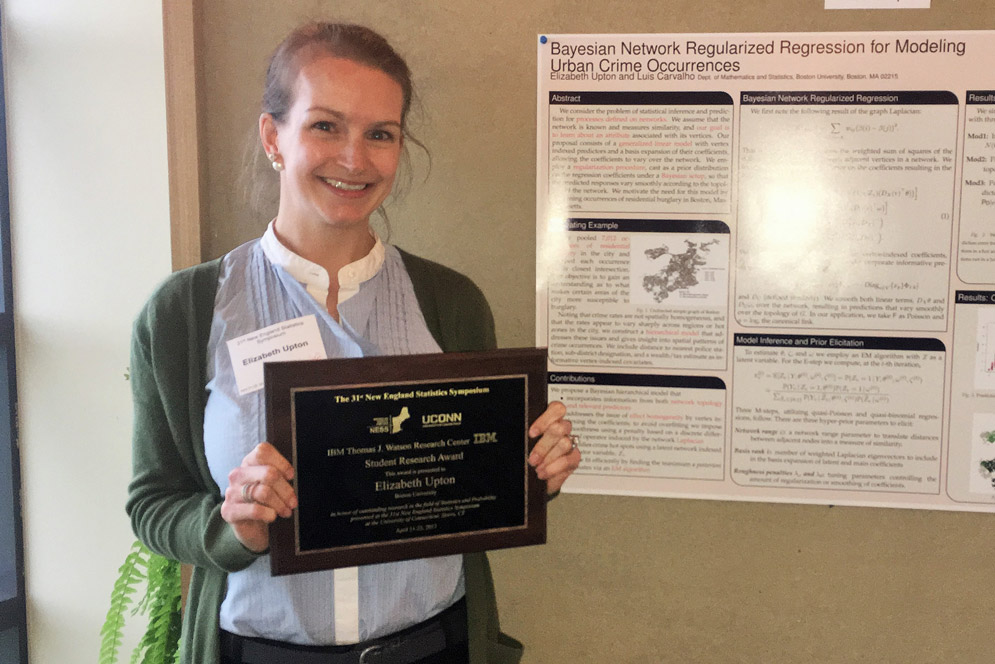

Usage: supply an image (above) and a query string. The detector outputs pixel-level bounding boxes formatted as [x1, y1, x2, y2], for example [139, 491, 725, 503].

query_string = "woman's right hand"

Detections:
[220, 442, 298, 553]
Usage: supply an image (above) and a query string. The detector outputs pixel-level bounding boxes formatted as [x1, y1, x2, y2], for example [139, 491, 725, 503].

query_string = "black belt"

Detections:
[219, 598, 467, 664]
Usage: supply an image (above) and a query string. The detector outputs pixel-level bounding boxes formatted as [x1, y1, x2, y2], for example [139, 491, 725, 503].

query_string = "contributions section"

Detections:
[736, 91, 957, 331]
[549, 372, 726, 481]
[548, 91, 733, 213]
[731, 334, 945, 494]
[548, 219, 729, 370]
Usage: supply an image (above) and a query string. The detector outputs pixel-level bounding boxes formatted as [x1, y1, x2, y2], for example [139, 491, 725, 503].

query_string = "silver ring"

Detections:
[569, 435, 580, 451]
[360, 645, 383, 663]
[241, 481, 259, 503]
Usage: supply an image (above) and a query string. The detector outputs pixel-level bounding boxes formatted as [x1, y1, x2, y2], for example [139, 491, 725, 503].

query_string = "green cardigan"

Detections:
[126, 248, 523, 664]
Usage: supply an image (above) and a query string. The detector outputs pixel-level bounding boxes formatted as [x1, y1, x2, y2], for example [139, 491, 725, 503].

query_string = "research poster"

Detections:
[535, 31, 995, 511]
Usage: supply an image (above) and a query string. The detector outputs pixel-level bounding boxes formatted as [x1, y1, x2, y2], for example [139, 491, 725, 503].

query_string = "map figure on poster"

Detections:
[642, 239, 719, 302]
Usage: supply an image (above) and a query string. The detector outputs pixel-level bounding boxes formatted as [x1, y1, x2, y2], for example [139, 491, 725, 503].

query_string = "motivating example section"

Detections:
[537, 31, 995, 512]
[547, 219, 729, 370]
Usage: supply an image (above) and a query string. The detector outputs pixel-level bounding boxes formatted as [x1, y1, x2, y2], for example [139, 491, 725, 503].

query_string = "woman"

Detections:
[127, 21, 580, 664]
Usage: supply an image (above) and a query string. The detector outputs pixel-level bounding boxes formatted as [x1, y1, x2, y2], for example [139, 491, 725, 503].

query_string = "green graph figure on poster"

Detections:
[980, 458, 995, 490]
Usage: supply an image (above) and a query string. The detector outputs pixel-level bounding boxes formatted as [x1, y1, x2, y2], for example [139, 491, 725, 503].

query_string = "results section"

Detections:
[957, 92, 995, 284]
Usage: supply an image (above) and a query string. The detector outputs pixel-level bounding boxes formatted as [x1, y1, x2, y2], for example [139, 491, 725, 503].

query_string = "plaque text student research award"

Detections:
[264, 348, 548, 575]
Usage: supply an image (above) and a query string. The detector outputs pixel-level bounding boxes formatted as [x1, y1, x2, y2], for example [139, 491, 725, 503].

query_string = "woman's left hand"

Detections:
[528, 401, 581, 495]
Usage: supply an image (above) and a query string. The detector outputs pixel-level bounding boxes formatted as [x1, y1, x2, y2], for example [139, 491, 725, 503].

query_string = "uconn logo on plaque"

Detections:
[422, 412, 463, 428]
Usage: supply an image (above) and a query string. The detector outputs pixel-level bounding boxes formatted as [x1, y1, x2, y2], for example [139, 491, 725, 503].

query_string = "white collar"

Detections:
[260, 220, 386, 305]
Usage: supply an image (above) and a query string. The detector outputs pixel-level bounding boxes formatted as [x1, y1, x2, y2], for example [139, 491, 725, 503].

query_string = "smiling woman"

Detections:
[251, 23, 421, 237]
[125, 20, 580, 664]
[260, 55, 405, 293]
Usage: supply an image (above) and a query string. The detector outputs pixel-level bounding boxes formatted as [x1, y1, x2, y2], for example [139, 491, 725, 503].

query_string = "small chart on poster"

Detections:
[536, 31, 995, 512]
[974, 308, 995, 391]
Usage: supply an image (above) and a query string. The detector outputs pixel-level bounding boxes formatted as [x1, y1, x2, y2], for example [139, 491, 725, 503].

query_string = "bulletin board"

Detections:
[164, 2, 994, 661]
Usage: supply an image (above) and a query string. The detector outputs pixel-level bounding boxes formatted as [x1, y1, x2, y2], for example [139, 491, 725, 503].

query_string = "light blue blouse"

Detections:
[203, 232, 464, 645]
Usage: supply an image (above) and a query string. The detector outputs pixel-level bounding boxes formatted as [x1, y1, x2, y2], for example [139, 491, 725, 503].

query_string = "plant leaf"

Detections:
[98, 541, 149, 664]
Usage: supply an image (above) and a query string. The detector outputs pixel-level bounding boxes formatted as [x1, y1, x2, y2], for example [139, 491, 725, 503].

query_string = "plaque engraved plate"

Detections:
[265, 348, 547, 575]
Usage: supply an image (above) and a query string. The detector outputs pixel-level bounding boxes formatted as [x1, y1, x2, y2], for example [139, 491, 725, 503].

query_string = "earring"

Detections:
[268, 153, 284, 172]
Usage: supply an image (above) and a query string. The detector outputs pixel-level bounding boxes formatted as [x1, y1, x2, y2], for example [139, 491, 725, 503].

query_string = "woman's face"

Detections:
[263, 55, 404, 233]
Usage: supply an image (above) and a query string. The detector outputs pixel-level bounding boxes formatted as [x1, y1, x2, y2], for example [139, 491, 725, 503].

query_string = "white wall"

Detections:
[1, 1, 172, 661]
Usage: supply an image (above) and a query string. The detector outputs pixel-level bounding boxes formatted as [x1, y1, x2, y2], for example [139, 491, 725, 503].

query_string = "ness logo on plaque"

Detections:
[264, 348, 547, 575]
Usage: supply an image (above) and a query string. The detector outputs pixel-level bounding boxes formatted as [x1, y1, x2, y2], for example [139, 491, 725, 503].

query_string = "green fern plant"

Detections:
[99, 539, 182, 664]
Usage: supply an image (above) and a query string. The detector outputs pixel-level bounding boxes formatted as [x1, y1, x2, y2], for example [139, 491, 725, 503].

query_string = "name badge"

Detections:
[227, 315, 327, 395]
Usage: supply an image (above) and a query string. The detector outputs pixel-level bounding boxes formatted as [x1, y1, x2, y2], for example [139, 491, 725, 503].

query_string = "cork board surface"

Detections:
[190, 1, 994, 661]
